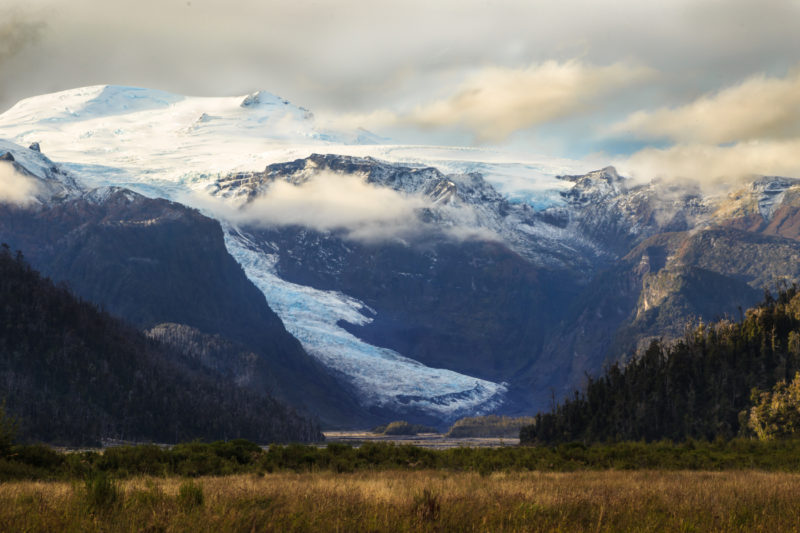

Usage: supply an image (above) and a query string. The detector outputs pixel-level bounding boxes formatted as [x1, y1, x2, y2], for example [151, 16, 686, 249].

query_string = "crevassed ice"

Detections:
[223, 227, 508, 418]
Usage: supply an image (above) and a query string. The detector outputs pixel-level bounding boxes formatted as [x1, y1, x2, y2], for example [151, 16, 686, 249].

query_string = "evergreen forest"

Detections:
[0, 246, 322, 446]
[522, 287, 800, 444]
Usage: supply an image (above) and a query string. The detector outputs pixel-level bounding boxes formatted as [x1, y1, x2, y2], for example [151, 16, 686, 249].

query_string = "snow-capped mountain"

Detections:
[1, 87, 581, 421]
[0, 138, 81, 204]
[0, 85, 586, 209]
[5, 85, 800, 424]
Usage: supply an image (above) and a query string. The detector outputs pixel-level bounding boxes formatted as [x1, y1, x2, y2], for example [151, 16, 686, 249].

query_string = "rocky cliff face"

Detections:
[524, 175, 800, 408]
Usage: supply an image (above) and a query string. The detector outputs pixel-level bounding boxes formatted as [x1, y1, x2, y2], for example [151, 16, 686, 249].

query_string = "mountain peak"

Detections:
[240, 90, 291, 108]
[0, 138, 82, 204]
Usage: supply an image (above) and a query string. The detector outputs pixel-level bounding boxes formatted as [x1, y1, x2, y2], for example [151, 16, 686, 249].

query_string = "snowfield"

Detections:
[0, 85, 585, 204]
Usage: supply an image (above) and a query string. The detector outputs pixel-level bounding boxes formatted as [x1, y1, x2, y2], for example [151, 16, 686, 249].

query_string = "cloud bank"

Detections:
[618, 140, 800, 185]
[405, 61, 653, 142]
[613, 69, 800, 144]
[613, 65, 800, 184]
[0, 161, 40, 205]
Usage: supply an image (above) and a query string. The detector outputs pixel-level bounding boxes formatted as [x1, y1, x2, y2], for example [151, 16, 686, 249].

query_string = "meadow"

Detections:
[3, 469, 800, 532]
[4, 440, 800, 531]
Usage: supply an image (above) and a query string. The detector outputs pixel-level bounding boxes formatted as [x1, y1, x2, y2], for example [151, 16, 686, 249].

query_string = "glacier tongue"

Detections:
[223, 227, 507, 419]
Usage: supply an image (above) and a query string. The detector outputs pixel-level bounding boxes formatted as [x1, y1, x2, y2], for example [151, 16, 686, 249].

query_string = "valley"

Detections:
[3, 85, 800, 430]
[3, 2, 800, 531]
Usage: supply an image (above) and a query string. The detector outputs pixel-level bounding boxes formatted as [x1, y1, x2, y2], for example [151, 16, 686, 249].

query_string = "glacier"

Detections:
[223, 227, 507, 418]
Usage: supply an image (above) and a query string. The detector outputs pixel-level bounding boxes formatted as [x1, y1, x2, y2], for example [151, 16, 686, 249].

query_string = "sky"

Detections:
[2, 0, 800, 182]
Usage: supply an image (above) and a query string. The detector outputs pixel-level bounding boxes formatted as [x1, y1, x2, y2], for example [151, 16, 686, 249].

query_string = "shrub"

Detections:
[748, 372, 800, 440]
[84, 472, 121, 511]
[177, 480, 204, 510]
[0, 401, 17, 456]
[412, 488, 440, 523]
[11, 444, 64, 471]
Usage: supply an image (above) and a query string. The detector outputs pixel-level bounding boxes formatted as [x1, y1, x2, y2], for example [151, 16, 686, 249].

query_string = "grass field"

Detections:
[2, 470, 800, 532]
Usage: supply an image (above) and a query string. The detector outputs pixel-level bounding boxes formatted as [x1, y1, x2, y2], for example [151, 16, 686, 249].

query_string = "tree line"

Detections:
[522, 287, 800, 444]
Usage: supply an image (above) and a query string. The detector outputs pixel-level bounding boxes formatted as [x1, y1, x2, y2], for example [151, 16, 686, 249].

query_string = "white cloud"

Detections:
[239, 173, 429, 241]
[617, 140, 800, 185]
[187, 171, 431, 242]
[611, 66, 800, 184]
[324, 61, 653, 143]
[0, 161, 40, 205]
[612, 68, 800, 144]
[404, 61, 653, 142]
[186, 171, 508, 243]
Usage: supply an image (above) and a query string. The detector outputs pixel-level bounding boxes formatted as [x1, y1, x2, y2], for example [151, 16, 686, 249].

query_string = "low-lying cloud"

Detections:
[612, 68, 800, 144]
[189, 172, 430, 242]
[188, 171, 505, 244]
[239, 173, 429, 241]
[0, 161, 41, 205]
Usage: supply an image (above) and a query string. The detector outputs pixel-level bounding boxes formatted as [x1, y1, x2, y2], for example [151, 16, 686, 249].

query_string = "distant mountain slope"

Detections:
[529, 224, 800, 408]
[0, 247, 322, 446]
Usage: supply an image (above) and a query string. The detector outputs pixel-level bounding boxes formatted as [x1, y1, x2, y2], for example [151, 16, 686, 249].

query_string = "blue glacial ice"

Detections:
[223, 227, 508, 419]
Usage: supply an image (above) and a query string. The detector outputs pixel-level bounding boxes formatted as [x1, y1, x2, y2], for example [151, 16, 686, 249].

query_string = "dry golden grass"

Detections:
[2, 470, 800, 532]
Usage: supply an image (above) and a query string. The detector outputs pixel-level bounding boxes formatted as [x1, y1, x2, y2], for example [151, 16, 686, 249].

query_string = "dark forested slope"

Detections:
[522, 287, 800, 444]
[0, 246, 322, 445]
[0, 188, 370, 427]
